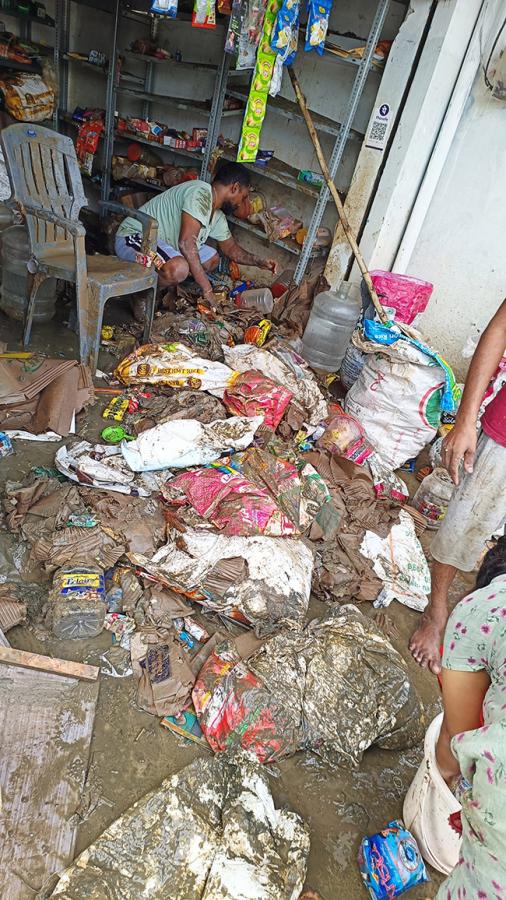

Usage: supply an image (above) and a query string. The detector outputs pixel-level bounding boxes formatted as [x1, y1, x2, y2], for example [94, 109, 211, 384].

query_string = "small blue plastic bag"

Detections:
[358, 820, 428, 899]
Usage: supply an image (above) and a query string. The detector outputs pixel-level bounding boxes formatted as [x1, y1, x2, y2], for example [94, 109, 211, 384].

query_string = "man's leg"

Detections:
[158, 256, 189, 289]
[409, 433, 506, 673]
[409, 560, 457, 674]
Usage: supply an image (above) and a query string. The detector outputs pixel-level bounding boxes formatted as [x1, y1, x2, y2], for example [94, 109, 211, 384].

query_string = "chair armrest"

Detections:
[99, 201, 158, 254]
[21, 203, 86, 237]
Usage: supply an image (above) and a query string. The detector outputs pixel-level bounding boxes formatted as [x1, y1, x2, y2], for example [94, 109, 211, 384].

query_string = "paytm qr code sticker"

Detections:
[365, 103, 391, 151]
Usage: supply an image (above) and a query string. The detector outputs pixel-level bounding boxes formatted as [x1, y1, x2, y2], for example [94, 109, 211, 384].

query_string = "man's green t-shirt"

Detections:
[117, 180, 231, 249]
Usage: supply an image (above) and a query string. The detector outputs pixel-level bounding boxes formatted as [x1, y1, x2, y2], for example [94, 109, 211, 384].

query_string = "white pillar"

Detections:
[349, 0, 484, 280]
[324, 0, 433, 289]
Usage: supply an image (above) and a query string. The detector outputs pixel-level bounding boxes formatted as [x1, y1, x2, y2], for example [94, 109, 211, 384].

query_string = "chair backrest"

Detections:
[1, 123, 87, 257]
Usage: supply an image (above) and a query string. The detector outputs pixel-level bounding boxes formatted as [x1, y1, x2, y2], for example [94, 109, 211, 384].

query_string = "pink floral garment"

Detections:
[437, 573, 506, 899]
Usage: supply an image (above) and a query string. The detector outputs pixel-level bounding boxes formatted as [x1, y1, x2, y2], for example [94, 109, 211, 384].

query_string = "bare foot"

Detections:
[409, 611, 447, 674]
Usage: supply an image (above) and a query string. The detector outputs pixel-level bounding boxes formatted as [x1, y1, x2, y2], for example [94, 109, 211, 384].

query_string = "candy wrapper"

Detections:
[358, 821, 428, 899]
[76, 120, 104, 175]
[237, 0, 282, 161]
[305, 0, 333, 55]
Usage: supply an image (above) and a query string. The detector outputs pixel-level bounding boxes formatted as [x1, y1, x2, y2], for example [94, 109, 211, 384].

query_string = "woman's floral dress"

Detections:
[437, 573, 506, 899]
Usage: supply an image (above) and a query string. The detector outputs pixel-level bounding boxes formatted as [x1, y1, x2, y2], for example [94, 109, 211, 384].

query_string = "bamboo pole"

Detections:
[288, 66, 390, 325]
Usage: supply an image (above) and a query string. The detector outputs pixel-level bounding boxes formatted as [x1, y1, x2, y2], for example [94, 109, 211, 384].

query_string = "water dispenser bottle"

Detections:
[302, 281, 362, 372]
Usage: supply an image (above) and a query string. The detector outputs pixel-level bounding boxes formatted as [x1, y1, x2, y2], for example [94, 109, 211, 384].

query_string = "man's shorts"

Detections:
[115, 233, 217, 265]
[431, 432, 506, 571]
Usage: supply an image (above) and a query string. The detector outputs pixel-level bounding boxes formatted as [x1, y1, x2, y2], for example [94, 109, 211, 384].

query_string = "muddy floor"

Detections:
[1, 304, 474, 899]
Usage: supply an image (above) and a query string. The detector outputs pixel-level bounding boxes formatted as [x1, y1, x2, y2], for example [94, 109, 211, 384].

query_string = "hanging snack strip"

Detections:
[305, 0, 333, 55]
[237, 0, 283, 162]
[192, 0, 216, 28]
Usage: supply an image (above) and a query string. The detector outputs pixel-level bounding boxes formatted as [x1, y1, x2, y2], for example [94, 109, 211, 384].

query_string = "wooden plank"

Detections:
[0, 665, 98, 899]
[0, 646, 99, 682]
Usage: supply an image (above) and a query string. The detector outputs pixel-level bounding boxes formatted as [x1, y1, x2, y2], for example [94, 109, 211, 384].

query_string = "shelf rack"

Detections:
[54, 0, 393, 281]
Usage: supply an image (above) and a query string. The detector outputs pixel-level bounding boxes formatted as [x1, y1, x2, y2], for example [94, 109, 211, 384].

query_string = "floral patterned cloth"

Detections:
[437, 573, 506, 899]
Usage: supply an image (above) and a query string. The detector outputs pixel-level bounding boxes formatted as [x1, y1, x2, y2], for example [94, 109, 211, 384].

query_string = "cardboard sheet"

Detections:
[0, 664, 98, 898]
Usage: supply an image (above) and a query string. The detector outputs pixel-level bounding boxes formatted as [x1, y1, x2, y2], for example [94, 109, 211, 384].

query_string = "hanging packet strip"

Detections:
[237, 0, 283, 161]
[305, 0, 333, 55]
[192, 0, 216, 28]
[151, 0, 178, 15]
[271, 0, 300, 64]
[362, 319, 460, 413]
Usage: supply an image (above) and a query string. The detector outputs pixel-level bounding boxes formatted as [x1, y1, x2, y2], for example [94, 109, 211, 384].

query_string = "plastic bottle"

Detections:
[412, 467, 454, 529]
[302, 282, 362, 372]
[271, 268, 294, 298]
[49, 565, 107, 639]
[234, 287, 273, 314]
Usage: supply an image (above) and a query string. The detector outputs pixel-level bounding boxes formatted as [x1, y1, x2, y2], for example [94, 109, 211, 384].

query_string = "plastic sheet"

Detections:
[50, 751, 310, 900]
[121, 415, 263, 472]
[193, 604, 424, 766]
[55, 441, 168, 496]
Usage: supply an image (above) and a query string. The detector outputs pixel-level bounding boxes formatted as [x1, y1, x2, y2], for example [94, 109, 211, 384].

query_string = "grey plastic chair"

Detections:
[1, 123, 158, 373]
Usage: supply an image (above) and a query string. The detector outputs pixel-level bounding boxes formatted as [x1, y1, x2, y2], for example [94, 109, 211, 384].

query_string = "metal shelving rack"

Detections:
[198, 0, 391, 281]
[54, 0, 392, 281]
[0, 4, 58, 125]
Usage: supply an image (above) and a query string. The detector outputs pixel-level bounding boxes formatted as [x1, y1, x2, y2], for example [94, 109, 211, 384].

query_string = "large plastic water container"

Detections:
[0, 225, 56, 322]
[302, 282, 362, 372]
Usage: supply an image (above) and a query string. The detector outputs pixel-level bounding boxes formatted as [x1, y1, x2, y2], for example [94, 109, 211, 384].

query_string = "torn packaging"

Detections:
[50, 751, 310, 900]
[130, 627, 195, 717]
[193, 605, 424, 768]
[55, 441, 169, 496]
[130, 528, 314, 632]
[223, 341, 328, 426]
[165, 448, 335, 538]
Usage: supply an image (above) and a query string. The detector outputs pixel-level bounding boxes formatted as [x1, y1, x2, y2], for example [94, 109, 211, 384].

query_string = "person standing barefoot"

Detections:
[409, 299, 506, 674]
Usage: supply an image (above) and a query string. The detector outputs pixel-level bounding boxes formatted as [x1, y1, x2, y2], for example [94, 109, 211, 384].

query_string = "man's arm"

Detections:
[443, 299, 506, 484]
[179, 212, 213, 298]
[218, 236, 278, 274]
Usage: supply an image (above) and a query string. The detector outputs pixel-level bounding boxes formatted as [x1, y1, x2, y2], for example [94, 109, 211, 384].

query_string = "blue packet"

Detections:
[358, 820, 428, 899]
[305, 0, 332, 55]
[151, 0, 178, 15]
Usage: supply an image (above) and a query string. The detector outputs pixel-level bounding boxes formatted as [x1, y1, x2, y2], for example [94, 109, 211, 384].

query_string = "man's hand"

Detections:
[262, 258, 279, 275]
[441, 421, 477, 485]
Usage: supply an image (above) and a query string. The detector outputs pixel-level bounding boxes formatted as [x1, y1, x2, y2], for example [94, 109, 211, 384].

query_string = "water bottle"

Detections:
[412, 467, 454, 529]
[302, 282, 362, 372]
[234, 287, 273, 314]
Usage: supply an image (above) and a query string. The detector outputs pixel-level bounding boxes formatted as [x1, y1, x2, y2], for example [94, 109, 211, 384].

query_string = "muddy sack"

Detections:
[50, 751, 310, 900]
[193, 604, 424, 767]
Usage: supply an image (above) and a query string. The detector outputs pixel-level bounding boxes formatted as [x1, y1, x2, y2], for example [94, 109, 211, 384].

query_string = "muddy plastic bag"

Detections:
[223, 369, 293, 430]
[55, 441, 171, 496]
[165, 448, 334, 537]
[130, 528, 314, 632]
[50, 750, 310, 900]
[224, 341, 328, 426]
[193, 604, 424, 767]
[370, 270, 433, 324]
[121, 415, 263, 472]
[115, 342, 238, 391]
[360, 510, 431, 612]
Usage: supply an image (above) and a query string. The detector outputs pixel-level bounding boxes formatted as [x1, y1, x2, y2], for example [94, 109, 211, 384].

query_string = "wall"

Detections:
[399, 71, 506, 376]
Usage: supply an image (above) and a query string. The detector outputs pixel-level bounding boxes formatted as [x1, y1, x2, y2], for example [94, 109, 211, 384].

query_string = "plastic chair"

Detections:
[1, 123, 158, 373]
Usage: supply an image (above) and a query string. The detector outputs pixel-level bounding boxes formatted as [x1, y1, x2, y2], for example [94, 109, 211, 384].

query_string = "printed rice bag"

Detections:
[115, 342, 238, 392]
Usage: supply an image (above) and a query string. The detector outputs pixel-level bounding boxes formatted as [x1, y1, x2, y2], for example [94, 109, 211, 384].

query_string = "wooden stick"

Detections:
[0, 646, 99, 682]
[288, 66, 389, 325]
